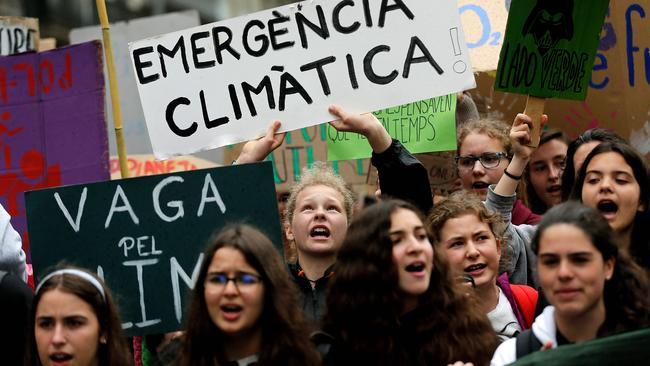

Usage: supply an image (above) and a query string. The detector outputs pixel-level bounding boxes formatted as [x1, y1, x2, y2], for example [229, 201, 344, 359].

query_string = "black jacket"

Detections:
[288, 262, 333, 328]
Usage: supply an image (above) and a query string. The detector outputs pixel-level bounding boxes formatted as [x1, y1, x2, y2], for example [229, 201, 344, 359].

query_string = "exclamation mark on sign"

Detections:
[450, 27, 462, 56]
[450, 27, 468, 73]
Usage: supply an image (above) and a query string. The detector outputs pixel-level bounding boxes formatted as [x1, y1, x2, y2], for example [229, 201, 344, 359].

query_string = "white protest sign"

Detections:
[0, 16, 39, 55]
[458, 0, 508, 72]
[129, 0, 475, 160]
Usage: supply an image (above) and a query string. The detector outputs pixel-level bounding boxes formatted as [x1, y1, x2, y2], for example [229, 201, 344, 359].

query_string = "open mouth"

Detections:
[472, 182, 490, 189]
[405, 262, 425, 273]
[310, 226, 331, 238]
[597, 200, 618, 218]
[546, 184, 562, 193]
[464, 263, 487, 273]
[50, 353, 73, 363]
[221, 304, 243, 313]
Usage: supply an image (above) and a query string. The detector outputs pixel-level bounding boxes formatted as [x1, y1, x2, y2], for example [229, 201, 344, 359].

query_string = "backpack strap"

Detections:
[515, 329, 543, 359]
[510, 284, 538, 328]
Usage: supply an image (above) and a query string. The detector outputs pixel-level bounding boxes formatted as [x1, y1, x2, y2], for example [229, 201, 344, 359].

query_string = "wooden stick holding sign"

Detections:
[523, 96, 546, 147]
[495, 0, 610, 147]
[96, 0, 129, 178]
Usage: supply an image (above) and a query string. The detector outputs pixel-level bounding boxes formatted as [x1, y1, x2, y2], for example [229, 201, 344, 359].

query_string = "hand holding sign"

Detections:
[328, 104, 392, 154]
[495, 0, 610, 146]
[235, 120, 286, 164]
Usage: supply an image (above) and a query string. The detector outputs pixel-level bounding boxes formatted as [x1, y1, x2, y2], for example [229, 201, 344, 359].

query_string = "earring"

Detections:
[100, 336, 107, 344]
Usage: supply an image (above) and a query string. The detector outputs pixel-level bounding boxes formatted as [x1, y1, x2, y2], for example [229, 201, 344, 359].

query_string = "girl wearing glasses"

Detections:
[318, 199, 498, 365]
[523, 129, 569, 215]
[456, 119, 541, 226]
[26, 265, 131, 366]
[178, 224, 320, 366]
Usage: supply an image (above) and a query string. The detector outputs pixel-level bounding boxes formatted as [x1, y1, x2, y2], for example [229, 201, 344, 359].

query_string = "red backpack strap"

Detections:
[510, 285, 538, 328]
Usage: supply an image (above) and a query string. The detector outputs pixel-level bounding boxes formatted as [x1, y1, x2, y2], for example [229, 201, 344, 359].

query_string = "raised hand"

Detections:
[510, 113, 548, 161]
[328, 104, 391, 153]
[235, 120, 286, 164]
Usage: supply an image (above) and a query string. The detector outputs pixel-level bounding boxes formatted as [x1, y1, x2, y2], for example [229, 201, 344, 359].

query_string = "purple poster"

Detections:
[0, 41, 109, 261]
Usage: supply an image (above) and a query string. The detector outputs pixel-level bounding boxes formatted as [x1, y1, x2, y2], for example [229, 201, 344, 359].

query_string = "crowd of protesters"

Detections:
[2, 90, 650, 366]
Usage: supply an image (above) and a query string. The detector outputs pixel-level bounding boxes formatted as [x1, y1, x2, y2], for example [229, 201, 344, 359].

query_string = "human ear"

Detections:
[604, 257, 615, 280]
[284, 222, 294, 241]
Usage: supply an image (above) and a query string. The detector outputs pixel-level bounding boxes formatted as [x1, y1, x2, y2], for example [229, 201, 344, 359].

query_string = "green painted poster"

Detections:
[25, 162, 282, 336]
[327, 94, 457, 161]
[495, 0, 609, 100]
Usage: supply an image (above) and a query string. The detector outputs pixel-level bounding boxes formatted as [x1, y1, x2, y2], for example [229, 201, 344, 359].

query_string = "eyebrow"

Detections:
[539, 251, 593, 257]
[586, 169, 633, 176]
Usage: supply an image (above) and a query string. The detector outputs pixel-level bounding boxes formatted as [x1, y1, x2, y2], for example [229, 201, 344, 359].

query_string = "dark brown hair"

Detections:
[524, 128, 569, 214]
[532, 201, 650, 335]
[26, 265, 132, 366]
[178, 224, 320, 366]
[323, 200, 498, 366]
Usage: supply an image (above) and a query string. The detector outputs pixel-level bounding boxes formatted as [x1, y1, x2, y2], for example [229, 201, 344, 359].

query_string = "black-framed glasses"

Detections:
[206, 272, 262, 292]
[455, 152, 509, 170]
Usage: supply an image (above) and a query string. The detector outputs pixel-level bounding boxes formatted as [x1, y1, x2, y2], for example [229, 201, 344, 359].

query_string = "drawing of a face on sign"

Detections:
[522, 0, 575, 56]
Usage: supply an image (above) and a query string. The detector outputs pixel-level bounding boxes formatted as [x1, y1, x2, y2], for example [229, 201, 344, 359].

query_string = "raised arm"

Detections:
[485, 113, 546, 287]
[328, 105, 433, 215]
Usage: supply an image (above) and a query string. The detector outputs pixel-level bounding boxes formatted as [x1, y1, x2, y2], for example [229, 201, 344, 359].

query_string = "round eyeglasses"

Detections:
[455, 152, 509, 170]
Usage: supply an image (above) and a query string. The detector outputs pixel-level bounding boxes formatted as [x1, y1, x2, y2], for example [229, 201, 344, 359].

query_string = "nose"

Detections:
[549, 164, 560, 180]
[313, 206, 327, 220]
[51, 324, 66, 346]
[598, 176, 614, 192]
[466, 241, 480, 259]
[222, 279, 239, 296]
[472, 160, 485, 175]
[557, 260, 574, 281]
[405, 235, 426, 254]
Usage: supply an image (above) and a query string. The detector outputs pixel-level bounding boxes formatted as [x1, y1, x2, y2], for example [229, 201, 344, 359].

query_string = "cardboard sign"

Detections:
[0, 41, 110, 261]
[69, 11, 202, 157]
[495, 0, 609, 100]
[458, 0, 509, 72]
[129, 0, 475, 159]
[109, 154, 218, 179]
[26, 162, 283, 336]
[0, 16, 39, 55]
[326, 94, 457, 160]
[222, 125, 372, 193]
[471, 1, 650, 159]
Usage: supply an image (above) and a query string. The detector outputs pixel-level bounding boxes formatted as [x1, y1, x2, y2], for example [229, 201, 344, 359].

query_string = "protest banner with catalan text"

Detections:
[326, 94, 457, 161]
[495, 0, 610, 100]
[129, 0, 475, 160]
[26, 162, 282, 336]
[0, 41, 110, 261]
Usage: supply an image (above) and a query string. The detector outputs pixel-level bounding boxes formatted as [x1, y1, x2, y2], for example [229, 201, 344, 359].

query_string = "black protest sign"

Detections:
[495, 0, 610, 100]
[26, 162, 282, 336]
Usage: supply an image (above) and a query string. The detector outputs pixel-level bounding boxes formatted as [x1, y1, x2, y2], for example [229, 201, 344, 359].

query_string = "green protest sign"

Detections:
[495, 0, 609, 100]
[25, 162, 282, 336]
[326, 95, 457, 161]
[511, 327, 650, 366]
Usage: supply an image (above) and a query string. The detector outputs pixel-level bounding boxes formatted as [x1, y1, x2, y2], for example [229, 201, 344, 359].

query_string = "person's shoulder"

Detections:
[490, 337, 517, 366]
